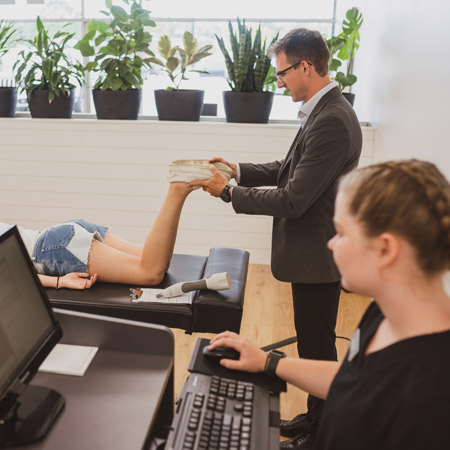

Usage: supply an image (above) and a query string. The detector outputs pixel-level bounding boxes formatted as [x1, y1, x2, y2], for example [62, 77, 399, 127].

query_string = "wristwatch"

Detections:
[264, 350, 286, 377]
[220, 184, 232, 203]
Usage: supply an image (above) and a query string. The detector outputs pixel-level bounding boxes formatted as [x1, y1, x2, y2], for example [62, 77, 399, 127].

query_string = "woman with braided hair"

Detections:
[207, 159, 450, 450]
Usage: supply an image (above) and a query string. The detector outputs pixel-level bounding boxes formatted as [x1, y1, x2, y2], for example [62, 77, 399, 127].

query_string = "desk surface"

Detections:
[27, 349, 172, 450]
[20, 309, 175, 450]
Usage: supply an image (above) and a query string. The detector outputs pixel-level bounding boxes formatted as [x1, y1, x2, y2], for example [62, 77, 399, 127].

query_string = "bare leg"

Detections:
[88, 183, 192, 285]
[103, 233, 143, 257]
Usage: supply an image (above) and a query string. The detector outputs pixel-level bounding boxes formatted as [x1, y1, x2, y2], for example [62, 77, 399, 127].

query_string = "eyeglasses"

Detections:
[276, 60, 312, 81]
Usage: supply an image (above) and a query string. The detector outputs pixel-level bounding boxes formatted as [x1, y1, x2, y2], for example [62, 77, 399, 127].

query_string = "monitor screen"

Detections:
[0, 226, 62, 418]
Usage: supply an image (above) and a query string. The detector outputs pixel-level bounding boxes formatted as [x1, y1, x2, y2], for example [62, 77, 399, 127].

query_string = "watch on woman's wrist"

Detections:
[220, 184, 232, 203]
[264, 350, 286, 377]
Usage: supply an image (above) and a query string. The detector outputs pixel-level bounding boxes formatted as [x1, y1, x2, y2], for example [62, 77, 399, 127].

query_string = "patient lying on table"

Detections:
[0, 183, 192, 290]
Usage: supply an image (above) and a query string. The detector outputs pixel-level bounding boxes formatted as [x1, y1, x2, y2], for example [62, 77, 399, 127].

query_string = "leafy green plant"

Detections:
[150, 31, 213, 91]
[13, 16, 83, 101]
[75, 0, 155, 91]
[0, 20, 17, 60]
[326, 8, 363, 91]
[216, 18, 278, 93]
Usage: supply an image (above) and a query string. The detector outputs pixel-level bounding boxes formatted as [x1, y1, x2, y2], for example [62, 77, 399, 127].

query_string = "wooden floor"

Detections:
[172, 264, 371, 420]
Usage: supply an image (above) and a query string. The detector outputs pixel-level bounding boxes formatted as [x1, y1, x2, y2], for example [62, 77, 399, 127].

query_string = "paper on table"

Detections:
[38, 343, 98, 376]
[131, 288, 194, 304]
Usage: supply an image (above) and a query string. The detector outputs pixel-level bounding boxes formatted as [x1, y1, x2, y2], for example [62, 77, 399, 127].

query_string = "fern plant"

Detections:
[13, 16, 83, 101]
[216, 19, 278, 93]
[150, 31, 213, 90]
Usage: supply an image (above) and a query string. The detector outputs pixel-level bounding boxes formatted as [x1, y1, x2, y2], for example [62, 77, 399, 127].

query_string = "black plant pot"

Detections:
[93, 89, 142, 120]
[223, 91, 274, 124]
[342, 92, 355, 106]
[154, 89, 204, 121]
[28, 88, 75, 118]
[0, 87, 17, 117]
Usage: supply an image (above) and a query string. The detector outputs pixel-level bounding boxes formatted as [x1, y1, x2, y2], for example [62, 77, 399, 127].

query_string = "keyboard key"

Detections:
[232, 415, 241, 430]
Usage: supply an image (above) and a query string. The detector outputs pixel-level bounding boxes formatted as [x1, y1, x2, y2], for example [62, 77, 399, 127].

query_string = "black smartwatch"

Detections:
[220, 184, 232, 203]
[264, 350, 286, 377]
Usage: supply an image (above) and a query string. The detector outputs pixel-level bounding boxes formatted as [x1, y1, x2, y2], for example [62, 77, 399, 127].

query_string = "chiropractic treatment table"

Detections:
[46, 247, 249, 334]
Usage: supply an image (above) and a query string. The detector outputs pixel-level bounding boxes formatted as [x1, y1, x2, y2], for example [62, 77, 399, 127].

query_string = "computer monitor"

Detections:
[0, 225, 64, 447]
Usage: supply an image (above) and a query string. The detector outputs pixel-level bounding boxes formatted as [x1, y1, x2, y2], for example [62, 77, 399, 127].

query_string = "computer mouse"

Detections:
[202, 345, 240, 362]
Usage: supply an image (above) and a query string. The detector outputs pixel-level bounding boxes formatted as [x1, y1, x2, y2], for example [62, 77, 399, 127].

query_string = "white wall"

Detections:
[0, 119, 375, 264]
[350, 0, 450, 174]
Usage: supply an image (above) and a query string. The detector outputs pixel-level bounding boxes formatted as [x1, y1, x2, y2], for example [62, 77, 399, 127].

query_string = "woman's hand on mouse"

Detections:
[209, 331, 267, 373]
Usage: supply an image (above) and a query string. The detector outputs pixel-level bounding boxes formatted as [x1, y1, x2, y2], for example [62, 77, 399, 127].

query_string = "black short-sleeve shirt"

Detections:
[314, 301, 450, 450]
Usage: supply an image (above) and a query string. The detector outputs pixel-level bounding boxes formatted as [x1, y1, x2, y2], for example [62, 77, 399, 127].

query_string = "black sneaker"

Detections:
[280, 429, 315, 450]
[280, 413, 309, 438]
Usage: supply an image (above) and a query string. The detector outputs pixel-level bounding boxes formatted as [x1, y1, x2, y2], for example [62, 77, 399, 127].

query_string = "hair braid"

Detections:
[340, 159, 450, 274]
[383, 160, 450, 253]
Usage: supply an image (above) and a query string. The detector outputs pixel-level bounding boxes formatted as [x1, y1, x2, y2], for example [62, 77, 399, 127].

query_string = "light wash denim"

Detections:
[33, 219, 108, 276]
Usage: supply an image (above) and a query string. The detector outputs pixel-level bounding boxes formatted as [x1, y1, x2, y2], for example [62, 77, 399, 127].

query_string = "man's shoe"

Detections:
[280, 429, 314, 450]
[280, 413, 309, 438]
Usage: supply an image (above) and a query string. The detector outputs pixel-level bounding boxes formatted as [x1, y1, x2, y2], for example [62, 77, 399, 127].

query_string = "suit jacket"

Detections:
[231, 87, 362, 283]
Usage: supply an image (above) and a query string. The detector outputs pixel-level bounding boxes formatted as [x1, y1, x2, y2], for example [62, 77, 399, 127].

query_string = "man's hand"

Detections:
[209, 157, 237, 179]
[188, 166, 229, 197]
[60, 273, 97, 290]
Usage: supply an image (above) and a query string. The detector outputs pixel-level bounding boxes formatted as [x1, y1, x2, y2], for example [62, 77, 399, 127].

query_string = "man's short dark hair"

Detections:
[269, 28, 330, 77]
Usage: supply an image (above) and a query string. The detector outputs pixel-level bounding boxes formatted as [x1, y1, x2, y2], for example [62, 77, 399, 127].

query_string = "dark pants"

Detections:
[291, 281, 341, 433]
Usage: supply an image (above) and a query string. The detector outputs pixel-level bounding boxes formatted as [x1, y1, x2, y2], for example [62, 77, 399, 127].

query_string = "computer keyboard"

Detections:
[164, 373, 279, 450]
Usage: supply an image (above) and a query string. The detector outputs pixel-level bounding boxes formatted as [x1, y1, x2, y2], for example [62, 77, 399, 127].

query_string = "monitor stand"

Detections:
[0, 385, 65, 447]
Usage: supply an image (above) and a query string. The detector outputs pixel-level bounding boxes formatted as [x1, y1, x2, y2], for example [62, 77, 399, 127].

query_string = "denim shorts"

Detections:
[33, 219, 109, 276]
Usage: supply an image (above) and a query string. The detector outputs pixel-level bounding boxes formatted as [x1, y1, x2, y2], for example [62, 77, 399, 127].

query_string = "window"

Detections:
[0, 0, 338, 120]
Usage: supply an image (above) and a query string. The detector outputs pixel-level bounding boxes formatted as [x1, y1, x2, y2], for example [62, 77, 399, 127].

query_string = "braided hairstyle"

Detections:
[339, 159, 450, 275]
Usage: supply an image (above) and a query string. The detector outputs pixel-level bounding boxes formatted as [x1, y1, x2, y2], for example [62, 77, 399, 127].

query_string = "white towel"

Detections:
[167, 159, 233, 184]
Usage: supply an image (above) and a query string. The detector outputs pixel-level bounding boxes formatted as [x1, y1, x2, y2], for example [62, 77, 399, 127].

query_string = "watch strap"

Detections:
[220, 184, 232, 203]
[265, 350, 286, 377]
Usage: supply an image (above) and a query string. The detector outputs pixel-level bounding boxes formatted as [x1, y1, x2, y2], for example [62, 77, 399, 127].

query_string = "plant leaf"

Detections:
[158, 35, 171, 59]
[183, 31, 196, 54]
[110, 6, 129, 23]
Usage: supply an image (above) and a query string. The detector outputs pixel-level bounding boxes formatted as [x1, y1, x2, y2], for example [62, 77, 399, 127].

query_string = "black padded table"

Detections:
[46, 247, 249, 334]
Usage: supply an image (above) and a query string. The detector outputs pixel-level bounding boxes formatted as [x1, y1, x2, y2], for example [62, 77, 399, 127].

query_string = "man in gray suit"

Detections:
[189, 28, 362, 449]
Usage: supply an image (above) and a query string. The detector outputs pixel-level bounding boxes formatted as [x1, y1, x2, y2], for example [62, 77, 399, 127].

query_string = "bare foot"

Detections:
[168, 182, 194, 197]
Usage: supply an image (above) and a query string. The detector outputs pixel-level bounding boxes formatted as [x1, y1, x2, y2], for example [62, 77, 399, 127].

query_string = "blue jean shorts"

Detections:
[33, 219, 109, 276]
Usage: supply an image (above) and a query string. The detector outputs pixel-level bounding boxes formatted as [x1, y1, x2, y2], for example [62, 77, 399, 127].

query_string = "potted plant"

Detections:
[150, 31, 213, 121]
[0, 20, 18, 117]
[13, 16, 83, 118]
[326, 7, 363, 106]
[75, 0, 155, 120]
[216, 19, 278, 123]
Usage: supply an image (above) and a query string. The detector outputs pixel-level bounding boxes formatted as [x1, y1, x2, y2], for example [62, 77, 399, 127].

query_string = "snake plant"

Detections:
[216, 19, 278, 93]
[13, 16, 83, 101]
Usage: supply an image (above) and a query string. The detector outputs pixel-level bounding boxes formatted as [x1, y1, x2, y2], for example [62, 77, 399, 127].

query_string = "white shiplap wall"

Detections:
[0, 118, 375, 264]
